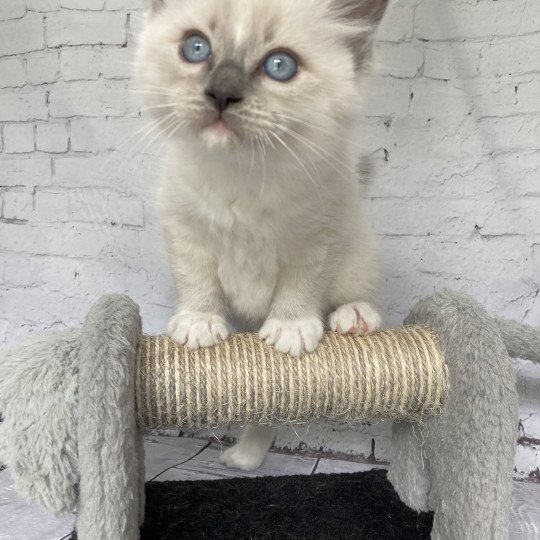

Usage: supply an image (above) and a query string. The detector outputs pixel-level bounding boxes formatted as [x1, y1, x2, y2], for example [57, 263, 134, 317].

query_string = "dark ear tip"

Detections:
[151, 0, 165, 12]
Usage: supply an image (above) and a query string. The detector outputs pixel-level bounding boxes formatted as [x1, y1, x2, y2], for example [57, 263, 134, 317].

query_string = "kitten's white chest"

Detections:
[213, 201, 279, 322]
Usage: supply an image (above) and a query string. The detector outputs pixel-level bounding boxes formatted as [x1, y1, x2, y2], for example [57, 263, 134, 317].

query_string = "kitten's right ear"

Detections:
[331, 0, 390, 72]
[151, 0, 165, 12]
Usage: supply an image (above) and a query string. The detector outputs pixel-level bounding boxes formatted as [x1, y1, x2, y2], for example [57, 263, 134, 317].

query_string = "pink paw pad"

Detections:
[329, 302, 382, 336]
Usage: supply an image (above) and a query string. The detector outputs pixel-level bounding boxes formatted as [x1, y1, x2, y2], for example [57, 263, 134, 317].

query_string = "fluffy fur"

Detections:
[136, 0, 388, 469]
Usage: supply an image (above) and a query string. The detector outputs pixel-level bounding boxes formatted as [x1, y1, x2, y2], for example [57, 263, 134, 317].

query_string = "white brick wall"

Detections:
[0, 0, 539, 480]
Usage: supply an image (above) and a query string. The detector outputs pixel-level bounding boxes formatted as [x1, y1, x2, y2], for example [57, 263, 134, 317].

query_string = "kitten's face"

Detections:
[136, 0, 387, 151]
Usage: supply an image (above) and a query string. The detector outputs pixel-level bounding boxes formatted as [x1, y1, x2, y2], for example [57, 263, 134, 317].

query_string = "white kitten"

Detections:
[136, 0, 388, 471]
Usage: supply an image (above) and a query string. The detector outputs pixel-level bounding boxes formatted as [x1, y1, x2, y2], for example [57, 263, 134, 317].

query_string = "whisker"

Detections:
[267, 121, 354, 183]
[268, 131, 325, 207]
[274, 112, 349, 144]
[139, 112, 181, 155]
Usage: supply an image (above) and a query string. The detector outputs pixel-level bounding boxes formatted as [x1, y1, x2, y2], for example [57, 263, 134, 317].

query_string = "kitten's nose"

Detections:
[205, 60, 246, 113]
[205, 89, 243, 112]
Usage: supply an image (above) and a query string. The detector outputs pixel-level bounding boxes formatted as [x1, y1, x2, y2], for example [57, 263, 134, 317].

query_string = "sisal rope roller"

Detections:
[135, 326, 449, 430]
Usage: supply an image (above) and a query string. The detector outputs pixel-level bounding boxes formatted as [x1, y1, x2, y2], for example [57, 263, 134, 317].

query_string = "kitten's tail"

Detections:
[496, 319, 540, 363]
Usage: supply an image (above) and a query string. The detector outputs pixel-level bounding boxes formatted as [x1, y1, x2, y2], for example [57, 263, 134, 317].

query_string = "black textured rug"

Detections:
[140, 469, 433, 539]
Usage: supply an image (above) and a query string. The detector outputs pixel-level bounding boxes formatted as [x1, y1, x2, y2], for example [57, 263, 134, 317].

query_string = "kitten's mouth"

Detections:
[201, 115, 239, 147]
[210, 118, 233, 136]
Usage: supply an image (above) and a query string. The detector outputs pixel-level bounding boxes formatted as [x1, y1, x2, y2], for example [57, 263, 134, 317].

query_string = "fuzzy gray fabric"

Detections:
[76, 295, 144, 540]
[495, 318, 540, 364]
[388, 291, 521, 540]
[0, 290, 537, 540]
[0, 329, 80, 515]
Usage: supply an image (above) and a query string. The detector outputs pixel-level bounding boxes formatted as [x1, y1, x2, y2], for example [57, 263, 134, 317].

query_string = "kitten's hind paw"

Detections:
[219, 444, 266, 471]
[328, 302, 382, 336]
[167, 312, 229, 349]
[259, 317, 324, 357]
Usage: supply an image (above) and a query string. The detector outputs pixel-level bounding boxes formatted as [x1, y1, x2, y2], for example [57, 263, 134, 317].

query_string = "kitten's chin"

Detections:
[200, 118, 238, 149]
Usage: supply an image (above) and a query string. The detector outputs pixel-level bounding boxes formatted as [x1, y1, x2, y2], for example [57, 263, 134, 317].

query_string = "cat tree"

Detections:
[1, 290, 538, 539]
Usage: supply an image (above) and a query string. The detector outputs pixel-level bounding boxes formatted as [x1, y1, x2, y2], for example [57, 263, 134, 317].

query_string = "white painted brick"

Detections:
[100, 46, 134, 79]
[372, 197, 481, 237]
[480, 198, 540, 237]
[363, 76, 411, 117]
[516, 81, 540, 114]
[46, 11, 127, 47]
[105, 0, 146, 9]
[0, 0, 26, 20]
[70, 116, 144, 152]
[375, 42, 424, 79]
[509, 152, 540, 197]
[61, 0, 105, 9]
[409, 79, 471, 119]
[3, 255, 78, 289]
[0, 57, 26, 88]
[0, 288, 93, 333]
[59, 46, 134, 81]
[466, 80, 518, 118]
[59, 48, 101, 81]
[415, 0, 540, 41]
[33, 189, 70, 221]
[0, 158, 51, 187]
[0, 222, 139, 257]
[0, 90, 48, 122]
[2, 123, 35, 154]
[471, 78, 540, 116]
[35, 122, 69, 152]
[479, 35, 540, 77]
[0, 14, 45, 56]
[27, 0, 61, 11]
[383, 115, 482, 167]
[53, 155, 118, 187]
[48, 80, 128, 117]
[53, 151, 155, 192]
[424, 42, 482, 80]
[26, 50, 59, 84]
[475, 116, 540, 154]
[69, 188, 144, 226]
[2, 189, 34, 221]
[377, 2, 414, 43]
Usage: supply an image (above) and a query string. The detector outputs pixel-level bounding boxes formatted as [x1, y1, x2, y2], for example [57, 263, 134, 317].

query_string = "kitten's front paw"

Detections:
[259, 317, 324, 357]
[328, 302, 382, 336]
[219, 444, 266, 471]
[167, 312, 229, 349]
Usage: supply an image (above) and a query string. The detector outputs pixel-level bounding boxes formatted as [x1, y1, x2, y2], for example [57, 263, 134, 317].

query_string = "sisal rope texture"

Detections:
[135, 327, 448, 430]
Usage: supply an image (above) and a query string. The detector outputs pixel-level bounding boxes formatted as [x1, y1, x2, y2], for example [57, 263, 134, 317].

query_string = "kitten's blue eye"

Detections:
[181, 34, 212, 63]
[263, 51, 298, 82]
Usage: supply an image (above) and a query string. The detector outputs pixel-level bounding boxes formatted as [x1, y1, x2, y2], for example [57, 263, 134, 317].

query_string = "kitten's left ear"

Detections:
[332, 0, 390, 71]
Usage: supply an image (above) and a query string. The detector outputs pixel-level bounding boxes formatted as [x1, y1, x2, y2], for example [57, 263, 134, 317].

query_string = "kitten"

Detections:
[136, 0, 388, 470]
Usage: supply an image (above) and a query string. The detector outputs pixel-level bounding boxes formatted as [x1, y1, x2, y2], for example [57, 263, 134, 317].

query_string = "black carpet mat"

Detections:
[140, 469, 433, 539]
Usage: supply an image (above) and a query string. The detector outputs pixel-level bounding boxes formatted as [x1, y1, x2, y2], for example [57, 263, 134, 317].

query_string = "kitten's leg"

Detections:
[326, 231, 382, 336]
[218, 425, 276, 471]
[163, 223, 229, 349]
[259, 245, 326, 357]
[221, 248, 327, 471]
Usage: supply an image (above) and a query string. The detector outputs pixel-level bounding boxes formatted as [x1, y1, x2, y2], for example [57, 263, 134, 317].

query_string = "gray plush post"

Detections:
[388, 291, 519, 539]
[76, 295, 143, 540]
